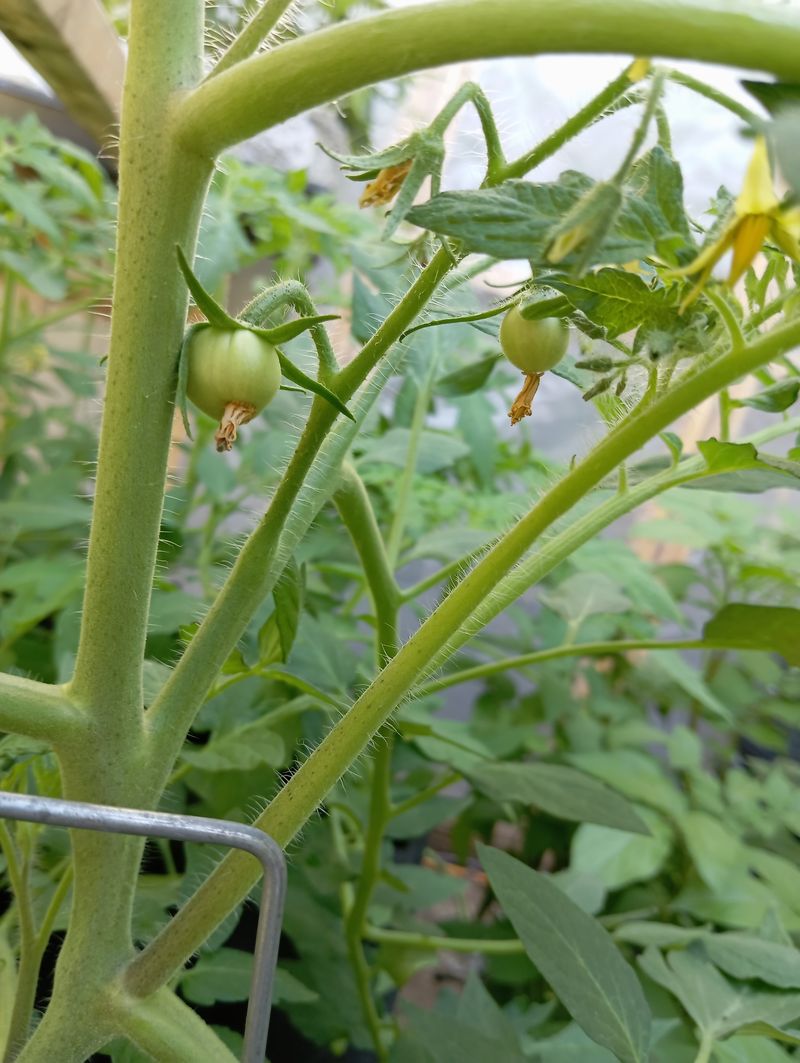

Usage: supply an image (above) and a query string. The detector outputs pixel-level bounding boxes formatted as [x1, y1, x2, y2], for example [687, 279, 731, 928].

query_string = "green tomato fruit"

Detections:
[187, 327, 281, 419]
[499, 306, 569, 375]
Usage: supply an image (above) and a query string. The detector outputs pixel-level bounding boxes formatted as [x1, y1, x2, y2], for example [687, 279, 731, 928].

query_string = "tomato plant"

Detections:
[1, 2, 800, 1062]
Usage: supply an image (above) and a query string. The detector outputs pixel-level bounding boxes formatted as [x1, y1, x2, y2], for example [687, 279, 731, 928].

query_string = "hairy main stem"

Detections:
[16, 3, 210, 1060]
[70, 0, 212, 730]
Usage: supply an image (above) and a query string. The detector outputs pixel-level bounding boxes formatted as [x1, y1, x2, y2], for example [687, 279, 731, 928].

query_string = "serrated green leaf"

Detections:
[397, 1002, 526, 1063]
[649, 651, 731, 721]
[639, 946, 800, 1040]
[180, 948, 316, 1007]
[480, 845, 651, 1063]
[687, 438, 800, 493]
[545, 269, 679, 339]
[407, 179, 588, 260]
[407, 169, 684, 267]
[570, 812, 672, 894]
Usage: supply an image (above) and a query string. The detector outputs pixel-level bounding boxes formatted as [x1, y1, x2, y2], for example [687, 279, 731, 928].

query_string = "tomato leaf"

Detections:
[466, 761, 650, 834]
[479, 845, 652, 1063]
[732, 379, 800, 413]
[544, 269, 680, 339]
[434, 354, 502, 397]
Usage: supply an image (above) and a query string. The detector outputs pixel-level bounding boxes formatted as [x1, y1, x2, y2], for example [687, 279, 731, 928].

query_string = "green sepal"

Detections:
[319, 134, 445, 238]
[317, 138, 416, 174]
[275, 350, 354, 421]
[176, 246, 239, 329]
[519, 295, 574, 320]
[385, 147, 444, 239]
[400, 298, 519, 341]
[176, 321, 211, 439]
[247, 315, 339, 345]
[546, 180, 624, 274]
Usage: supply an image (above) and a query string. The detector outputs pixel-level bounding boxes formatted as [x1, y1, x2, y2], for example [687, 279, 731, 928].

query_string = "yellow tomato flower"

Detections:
[627, 58, 651, 83]
[672, 136, 800, 310]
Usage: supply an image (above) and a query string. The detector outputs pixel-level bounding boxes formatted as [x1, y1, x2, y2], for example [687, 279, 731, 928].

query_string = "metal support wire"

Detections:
[0, 790, 286, 1063]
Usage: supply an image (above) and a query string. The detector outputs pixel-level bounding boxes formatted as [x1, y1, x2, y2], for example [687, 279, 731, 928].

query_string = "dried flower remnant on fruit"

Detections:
[359, 160, 413, 207]
[509, 373, 542, 425]
[215, 401, 257, 452]
[184, 327, 281, 453]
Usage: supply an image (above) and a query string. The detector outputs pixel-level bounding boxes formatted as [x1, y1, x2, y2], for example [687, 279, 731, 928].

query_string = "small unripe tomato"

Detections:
[186, 327, 281, 451]
[499, 306, 569, 375]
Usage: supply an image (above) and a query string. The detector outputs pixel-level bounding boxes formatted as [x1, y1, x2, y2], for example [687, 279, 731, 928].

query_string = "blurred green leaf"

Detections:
[480, 845, 651, 1063]
[466, 761, 649, 834]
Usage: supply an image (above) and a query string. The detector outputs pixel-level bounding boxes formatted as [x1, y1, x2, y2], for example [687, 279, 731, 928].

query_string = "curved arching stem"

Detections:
[174, 0, 800, 159]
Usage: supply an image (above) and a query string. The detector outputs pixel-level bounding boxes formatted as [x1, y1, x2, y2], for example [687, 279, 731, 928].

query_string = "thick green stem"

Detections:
[612, 71, 664, 183]
[70, 0, 211, 732]
[334, 462, 400, 668]
[240, 279, 338, 379]
[347, 739, 393, 941]
[18, 4, 210, 1059]
[693, 1029, 716, 1063]
[2, 864, 73, 1063]
[126, 298, 800, 999]
[333, 466, 400, 1058]
[345, 735, 395, 1062]
[365, 925, 526, 955]
[112, 988, 238, 1063]
[0, 674, 79, 744]
[0, 827, 36, 1062]
[174, 0, 800, 159]
[0, 272, 15, 352]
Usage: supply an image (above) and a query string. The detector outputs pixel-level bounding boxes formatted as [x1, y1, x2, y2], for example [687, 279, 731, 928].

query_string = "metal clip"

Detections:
[0, 791, 286, 1063]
